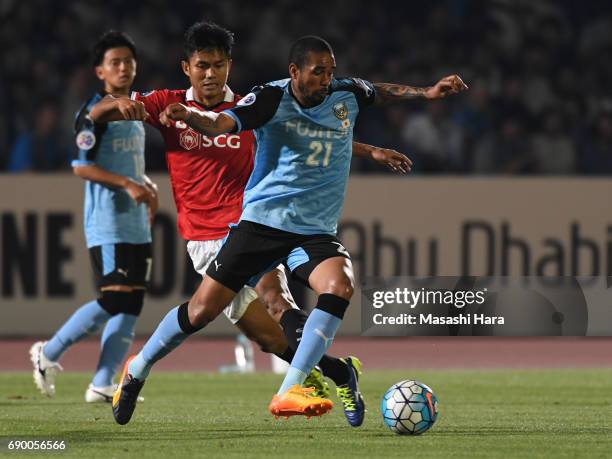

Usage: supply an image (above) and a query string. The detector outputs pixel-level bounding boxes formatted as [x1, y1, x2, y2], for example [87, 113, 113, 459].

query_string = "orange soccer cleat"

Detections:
[268, 384, 333, 419]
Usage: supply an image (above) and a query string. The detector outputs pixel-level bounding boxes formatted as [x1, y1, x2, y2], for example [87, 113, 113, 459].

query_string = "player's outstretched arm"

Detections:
[352, 142, 412, 173]
[159, 103, 236, 137]
[90, 95, 150, 122]
[73, 165, 154, 205]
[373, 75, 468, 105]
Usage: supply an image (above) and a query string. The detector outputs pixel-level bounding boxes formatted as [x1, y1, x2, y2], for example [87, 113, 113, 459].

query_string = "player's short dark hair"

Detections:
[183, 21, 234, 59]
[289, 36, 334, 68]
[92, 30, 137, 67]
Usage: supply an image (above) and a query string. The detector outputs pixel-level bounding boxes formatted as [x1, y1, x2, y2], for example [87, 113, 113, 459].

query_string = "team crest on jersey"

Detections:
[179, 128, 199, 150]
[332, 102, 348, 120]
[237, 92, 256, 107]
[76, 130, 96, 150]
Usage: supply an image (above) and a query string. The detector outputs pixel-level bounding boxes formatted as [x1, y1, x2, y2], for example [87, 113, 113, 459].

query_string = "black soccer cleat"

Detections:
[112, 356, 145, 425]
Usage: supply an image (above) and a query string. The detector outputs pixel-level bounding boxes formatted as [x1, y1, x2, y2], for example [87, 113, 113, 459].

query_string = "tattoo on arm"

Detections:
[186, 109, 235, 136]
[373, 83, 431, 105]
[188, 109, 219, 131]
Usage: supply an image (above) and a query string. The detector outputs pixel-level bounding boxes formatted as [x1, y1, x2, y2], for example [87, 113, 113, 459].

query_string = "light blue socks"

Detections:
[43, 300, 110, 362]
[92, 313, 137, 387]
[128, 306, 188, 380]
[277, 308, 341, 394]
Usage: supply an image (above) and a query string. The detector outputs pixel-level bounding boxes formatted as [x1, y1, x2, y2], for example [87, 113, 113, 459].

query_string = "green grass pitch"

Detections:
[1, 369, 611, 458]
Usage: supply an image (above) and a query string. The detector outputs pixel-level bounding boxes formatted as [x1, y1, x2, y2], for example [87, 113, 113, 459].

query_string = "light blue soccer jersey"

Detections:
[72, 92, 151, 247]
[223, 77, 375, 235]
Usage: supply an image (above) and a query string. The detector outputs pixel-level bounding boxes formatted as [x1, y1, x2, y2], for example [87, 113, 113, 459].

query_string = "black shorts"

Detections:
[205, 221, 351, 292]
[89, 243, 152, 290]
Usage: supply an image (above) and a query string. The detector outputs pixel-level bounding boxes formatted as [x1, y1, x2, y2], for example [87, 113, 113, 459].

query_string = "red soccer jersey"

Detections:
[131, 87, 255, 240]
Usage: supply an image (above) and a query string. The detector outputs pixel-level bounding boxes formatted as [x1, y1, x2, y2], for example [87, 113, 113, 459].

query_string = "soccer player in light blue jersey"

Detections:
[112, 34, 465, 425]
[30, 31, 158, 403]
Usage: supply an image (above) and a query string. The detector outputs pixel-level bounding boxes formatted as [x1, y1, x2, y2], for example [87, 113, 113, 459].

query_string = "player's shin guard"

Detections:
[127, 303, 194, 380]
[92, 313, 137, 387]
[277, 294, 349, 395]
[44, 300, 111, 362]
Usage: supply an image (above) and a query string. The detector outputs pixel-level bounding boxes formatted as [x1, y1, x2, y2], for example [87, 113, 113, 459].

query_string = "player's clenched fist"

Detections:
[124, 178, 152, 205]
[159, 103, 191, 127]
[425, 75, 468, 99]
[116, 98, 149, 120]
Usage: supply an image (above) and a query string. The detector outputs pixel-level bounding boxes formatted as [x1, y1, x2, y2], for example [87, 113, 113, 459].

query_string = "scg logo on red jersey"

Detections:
[202, 134, 241, 149]
[179, 128, 241, 150]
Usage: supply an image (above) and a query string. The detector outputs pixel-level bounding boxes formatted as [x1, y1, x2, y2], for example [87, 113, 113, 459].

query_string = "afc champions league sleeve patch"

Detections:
[76, 129, 96, 150]
[237, 92, 256, 107]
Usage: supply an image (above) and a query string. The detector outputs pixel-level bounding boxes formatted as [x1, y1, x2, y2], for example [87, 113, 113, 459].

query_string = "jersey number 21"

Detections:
[306, 141, 332, 167]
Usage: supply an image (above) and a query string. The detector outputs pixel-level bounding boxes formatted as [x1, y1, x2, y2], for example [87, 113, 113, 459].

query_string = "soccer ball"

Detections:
[380, 380, 438, 435]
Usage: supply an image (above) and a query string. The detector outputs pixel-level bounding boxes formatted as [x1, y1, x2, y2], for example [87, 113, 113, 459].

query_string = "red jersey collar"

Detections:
[185, 85, 235, 104]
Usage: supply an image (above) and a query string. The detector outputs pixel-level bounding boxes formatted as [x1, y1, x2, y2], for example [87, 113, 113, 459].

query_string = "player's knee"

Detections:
[321, 277, 354, 300]
[257, 288, 292, 323]
[98, 289, 145, 316]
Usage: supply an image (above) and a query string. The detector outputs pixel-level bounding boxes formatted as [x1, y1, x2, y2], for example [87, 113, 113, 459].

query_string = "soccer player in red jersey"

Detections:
[90, 22, 411, 426]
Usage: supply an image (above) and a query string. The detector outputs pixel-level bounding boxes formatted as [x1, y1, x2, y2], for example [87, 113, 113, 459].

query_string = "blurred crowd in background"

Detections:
[2, 0, 611, 174]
